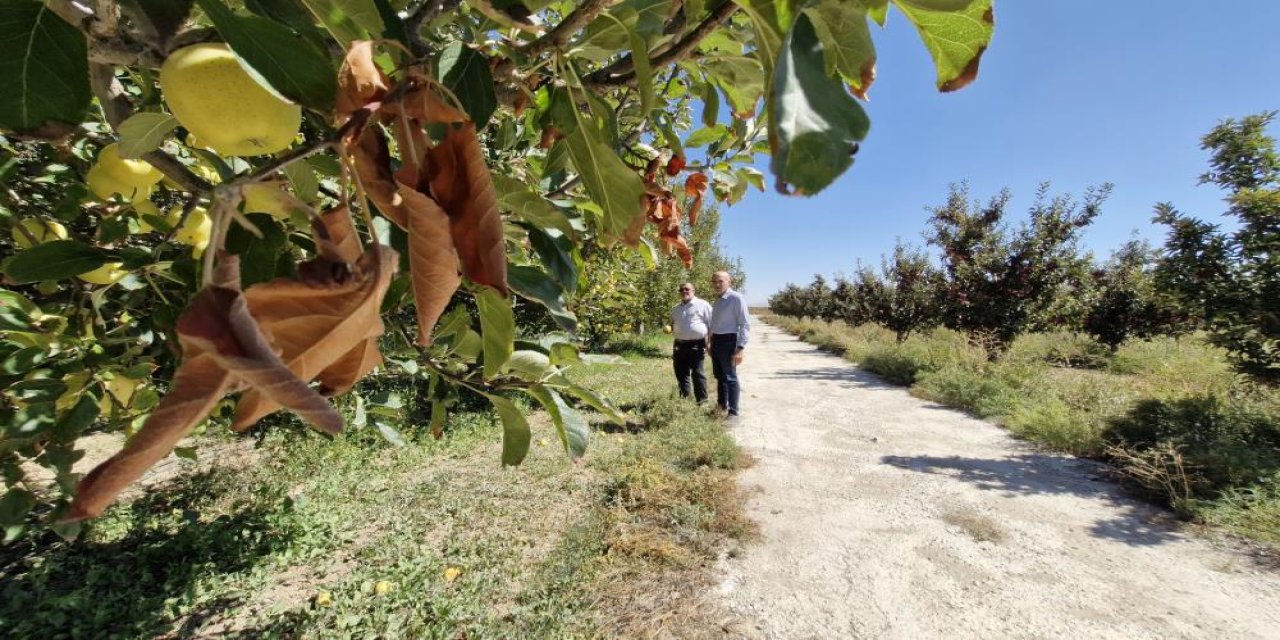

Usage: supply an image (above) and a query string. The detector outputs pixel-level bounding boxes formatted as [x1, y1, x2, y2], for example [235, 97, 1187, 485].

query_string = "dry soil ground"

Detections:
[714, 317, 1280, 639]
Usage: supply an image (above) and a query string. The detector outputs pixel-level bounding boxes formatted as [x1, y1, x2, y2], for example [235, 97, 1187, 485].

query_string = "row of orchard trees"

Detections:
[771, 112, 1280, 383]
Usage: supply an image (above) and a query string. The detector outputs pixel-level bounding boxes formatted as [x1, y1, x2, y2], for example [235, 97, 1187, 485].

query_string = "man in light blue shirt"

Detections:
[709, 271, 749, 417]
[670, 282, 713, 403]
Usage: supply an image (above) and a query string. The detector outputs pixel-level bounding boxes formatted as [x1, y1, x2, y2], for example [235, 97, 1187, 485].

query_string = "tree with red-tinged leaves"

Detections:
[928, 182, 1107, 356]
[854, 242, 944, 343]
[1155, 112, 1280, 382]
[1084, 240, 1187, 351]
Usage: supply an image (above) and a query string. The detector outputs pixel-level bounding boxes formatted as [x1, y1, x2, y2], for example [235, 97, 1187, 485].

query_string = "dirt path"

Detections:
[715, 318, 1280, 639]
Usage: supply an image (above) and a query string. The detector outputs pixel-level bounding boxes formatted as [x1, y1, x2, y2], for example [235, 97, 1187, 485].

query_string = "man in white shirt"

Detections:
[670, 282, 713, 403]
[709, 271, 749, 417]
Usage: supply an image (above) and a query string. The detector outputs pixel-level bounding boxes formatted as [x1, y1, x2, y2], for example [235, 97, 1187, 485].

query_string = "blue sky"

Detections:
[715, 1, 1280, 303]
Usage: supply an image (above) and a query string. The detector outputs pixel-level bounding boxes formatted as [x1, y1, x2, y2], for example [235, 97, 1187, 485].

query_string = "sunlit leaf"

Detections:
[475, 286, 514, 380]
[893, 0, 994, 91]
[0, 1, 90, 136]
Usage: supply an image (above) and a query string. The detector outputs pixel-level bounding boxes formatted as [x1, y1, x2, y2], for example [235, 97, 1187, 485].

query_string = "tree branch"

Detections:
[521, 0, 617, 57]
[404, 0, 461, 56]
[586, 0, 739, 87]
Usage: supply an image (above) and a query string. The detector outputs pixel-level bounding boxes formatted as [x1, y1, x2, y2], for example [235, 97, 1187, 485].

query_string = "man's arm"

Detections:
[735, 294, 750, 351]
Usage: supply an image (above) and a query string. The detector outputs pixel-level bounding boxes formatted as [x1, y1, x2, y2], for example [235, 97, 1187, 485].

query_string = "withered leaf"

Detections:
[350, 127, 408, 229]
[388, 69, 468, 126]
[67, 257, 342, 521]
[685, 173, 709, 227]
[426, 123, 508, 294]
[336, 40, 392, 123]
[396, 168, 462, 345]
[231, 243, 398, 431]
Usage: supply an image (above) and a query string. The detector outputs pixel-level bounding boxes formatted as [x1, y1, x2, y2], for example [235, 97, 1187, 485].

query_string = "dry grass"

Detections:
[941, 508, 1006, 543]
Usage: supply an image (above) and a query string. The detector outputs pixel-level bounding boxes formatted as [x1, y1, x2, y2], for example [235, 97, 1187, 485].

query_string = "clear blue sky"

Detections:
[716, 1, 1280, 304]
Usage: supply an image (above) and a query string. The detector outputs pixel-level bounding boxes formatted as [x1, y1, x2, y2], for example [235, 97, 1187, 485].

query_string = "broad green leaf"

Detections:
[893, 0, 994, 91]
[526, 385, 589, 458]
[703, 56, 765, 118]
[528, 227, 578, 294]
[52, 393, 99, 441]
[731, 0, 787, 78]
[804, 0, 876, 95]
[563, 125, 646, 241]
[0, 1, 90, 136]
[475, 286, 514, 380]
[485, 393, 532, 466]
[624, 20, 657, 116]
[196, 0, 337, 111]
[439, 42, 497, 129]
[245, 0, 315, 30]
[897, 0, 975, 10]
[117, 112, 178, 159]
[3, 241, 112, 284]
[548, 341, 580, 366]
[770, 13, 870, 195]
[508, 264, 578, 332]
[505, 349, 552, 380]
[224, 214, 289, 286]
[0, 488, 36, 529]
[701, 80, 720, 128]
[284, 161, 319, 203]
[494, 174, 575, 236]
[558, 380, 626, 425]
[297, 0, 385, 45]
[686, 125, 731, 148]
[578, 0, 671, 60]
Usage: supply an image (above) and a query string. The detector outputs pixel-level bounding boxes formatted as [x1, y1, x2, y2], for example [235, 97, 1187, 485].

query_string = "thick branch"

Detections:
[586, 0, 739, 87]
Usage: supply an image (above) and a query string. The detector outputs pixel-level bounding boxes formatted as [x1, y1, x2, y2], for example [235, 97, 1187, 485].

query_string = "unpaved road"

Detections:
[715, 318, 1280, 639]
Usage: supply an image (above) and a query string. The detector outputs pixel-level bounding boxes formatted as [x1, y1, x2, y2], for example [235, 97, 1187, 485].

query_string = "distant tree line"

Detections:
[770, 111, 1280, 382]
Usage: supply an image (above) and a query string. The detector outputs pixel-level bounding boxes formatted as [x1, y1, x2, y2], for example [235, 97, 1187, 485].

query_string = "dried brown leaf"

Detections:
[230, 246, 398, 431]
[396, 169, 462, 345]
[349, 127, 408, 229]
[336, 40, 392, 123]
[426, 123, 507, 294]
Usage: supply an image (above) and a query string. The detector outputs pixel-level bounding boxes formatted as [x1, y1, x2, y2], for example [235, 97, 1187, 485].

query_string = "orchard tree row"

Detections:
[770, 111, 1280, 382]
[0, 0, 993, 540]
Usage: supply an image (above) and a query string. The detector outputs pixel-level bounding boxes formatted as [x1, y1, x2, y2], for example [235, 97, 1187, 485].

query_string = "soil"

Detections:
[714, 317, 1280, 639]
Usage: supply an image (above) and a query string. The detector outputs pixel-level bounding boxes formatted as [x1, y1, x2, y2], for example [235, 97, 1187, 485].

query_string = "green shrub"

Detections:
[1105, 393, 1280, 494]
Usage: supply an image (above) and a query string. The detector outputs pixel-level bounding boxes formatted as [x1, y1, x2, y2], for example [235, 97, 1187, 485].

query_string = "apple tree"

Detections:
[0, 0, 994, 537]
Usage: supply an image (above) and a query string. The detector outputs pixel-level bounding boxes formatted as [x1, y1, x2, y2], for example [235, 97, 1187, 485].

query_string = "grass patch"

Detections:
[0, 336, 749, 638]
[765, 312, 1280, 550]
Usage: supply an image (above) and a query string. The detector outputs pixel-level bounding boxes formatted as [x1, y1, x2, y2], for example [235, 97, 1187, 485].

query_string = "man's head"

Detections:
[678, 282, 694, 302]
[712, 271, 731, 295]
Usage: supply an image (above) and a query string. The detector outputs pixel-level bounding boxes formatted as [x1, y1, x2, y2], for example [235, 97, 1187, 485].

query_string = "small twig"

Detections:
[404, 0, 460, 55]
[522, 0, 618, 57]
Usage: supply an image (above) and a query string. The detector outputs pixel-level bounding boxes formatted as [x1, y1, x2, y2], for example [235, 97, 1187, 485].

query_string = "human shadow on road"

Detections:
[765, 366, 900, 391]
[881, 453, 1183, 547]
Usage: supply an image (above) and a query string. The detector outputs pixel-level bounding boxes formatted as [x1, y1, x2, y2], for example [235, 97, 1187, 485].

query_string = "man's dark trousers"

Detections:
[673, 339, 708, 403]
[710, 333, 740, 415]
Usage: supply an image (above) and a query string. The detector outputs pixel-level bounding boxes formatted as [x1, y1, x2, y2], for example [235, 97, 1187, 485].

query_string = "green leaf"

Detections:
[475, 286, 514, 380]
[439, 42, 497, 129]
[509, 264, 578, 332]
[195, 0, 338, 111]
[504, 349, 551, 380]
[297, 0, 385, 45]
[866, 0, 890, 25]
[686, 124, 731, 148]
[284, 160, 319, 203]
[893, 0, 994, 91]
[485, 393, 532, 466]
[4, 240, 112, 284]
[372, 0, 408, 44]
[52, 393, 99, 441]
[804, 0, 876, 93]
[731, 0, 788, 78]
[527, 227, 578, 294]
[701, 80, 720, 128]
[224, 214, 289, 286]
[770, 13, 870, 195]
[494, 174, 574, 236]
[0, 1, 90, 135]
[117, 112, 179, 159]
[558, 380, 626, 426]
[0, 488, 36, 528]
[526, 385, 589, 458]
[548, 341, 580, 366]
[563, 125, 646, 241]
[578, 0, 671, 60]
[703, 56, 765, 118]
[622, 19, 657, 116]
